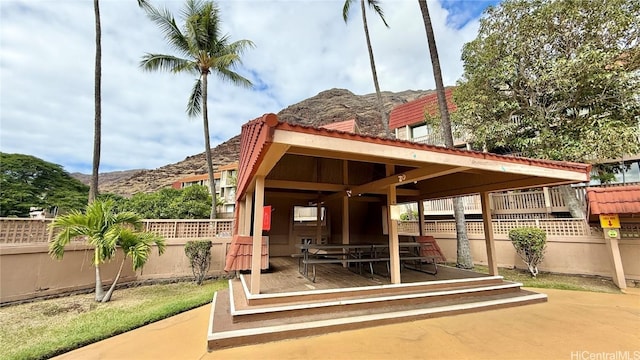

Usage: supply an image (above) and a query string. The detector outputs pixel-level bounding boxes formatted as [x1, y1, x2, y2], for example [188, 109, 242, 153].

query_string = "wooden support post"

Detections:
[244, 193, 253, 235]
[418, 200, 425, 236]
[316, 198, 322, 244]
[388, 185, 401, 284]
[480, 192, 499, 276]
[604, 229, 627, 289]
[237, 199, 246, 236]
[250, 176, 265, 295]
[342, 160, 350, 267]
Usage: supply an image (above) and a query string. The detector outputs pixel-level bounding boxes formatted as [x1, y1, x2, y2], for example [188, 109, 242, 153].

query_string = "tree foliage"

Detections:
[184, 240, 212, 285]
[49, 199, 166, 302]
[118, 185, 212, 219]
[454, 0, 640, 163]
[0, 153, 88, 217]
[141, 0, 253, 219]
[509, 227, 547, 277]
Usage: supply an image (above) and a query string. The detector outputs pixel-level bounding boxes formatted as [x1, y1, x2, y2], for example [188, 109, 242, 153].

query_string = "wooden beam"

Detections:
[255, 143, 290, 177]
[265, 180, 419, 201]
[325, 165, 469, 202]
[480, 192, 498, 276]
[265, 179, 345, 192]
[250, 176, 265, 295]
[286, 146, 422, 168]
[272, 130, 589, 182]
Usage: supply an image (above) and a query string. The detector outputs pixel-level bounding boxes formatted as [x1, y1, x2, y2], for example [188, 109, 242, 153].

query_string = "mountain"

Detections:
[85, 88, 435, 196]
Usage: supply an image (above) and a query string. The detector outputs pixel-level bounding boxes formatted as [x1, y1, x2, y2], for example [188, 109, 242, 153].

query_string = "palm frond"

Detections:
[214, 67, 253, 88]
[144, 4, 190, 54]
[368, 0, 389, 28]
[343, 0, 354, 22]
[137, 0, 151, 11]
[112, 211, 142, 228]
[140, 54, 196, 75]
[118, 229, 166, 270]
[187, 78, 203, 117]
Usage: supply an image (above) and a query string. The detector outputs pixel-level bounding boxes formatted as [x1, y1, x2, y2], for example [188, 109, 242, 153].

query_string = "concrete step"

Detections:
[208, 286, 547, 351]
[230, 279, 524, 323]
[237, 273, 506, 307]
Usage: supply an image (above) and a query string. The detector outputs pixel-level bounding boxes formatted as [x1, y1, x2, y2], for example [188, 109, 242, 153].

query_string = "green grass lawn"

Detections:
[0, 280, 228, 360]
[471, 264, 622, 293]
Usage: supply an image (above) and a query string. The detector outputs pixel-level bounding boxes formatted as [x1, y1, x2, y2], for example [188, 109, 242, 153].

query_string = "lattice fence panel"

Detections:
[621, 224, 640, 239]
[0, 219, 51, 244]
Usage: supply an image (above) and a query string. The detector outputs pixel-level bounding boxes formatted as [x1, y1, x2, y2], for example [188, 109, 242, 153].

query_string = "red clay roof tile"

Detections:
[587, 185, 640, 215]
[321, 119, 358, 133]
[389, 88, 456, 130]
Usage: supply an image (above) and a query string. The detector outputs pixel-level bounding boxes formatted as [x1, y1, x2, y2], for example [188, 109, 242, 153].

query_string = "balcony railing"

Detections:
[421, 185, 594, 217]
[398, 218, 590, 237]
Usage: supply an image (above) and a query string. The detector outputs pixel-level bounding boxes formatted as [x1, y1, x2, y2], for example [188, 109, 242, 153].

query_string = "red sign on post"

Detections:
[262, 206, 272, 231]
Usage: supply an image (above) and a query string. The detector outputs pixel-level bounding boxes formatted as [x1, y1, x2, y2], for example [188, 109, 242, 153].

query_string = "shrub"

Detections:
[184, 240, 213, 285]
[508, 227, 547, 277]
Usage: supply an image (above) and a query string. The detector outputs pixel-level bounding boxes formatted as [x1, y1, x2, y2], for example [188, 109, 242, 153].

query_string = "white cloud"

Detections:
[0, 0, 493, 174]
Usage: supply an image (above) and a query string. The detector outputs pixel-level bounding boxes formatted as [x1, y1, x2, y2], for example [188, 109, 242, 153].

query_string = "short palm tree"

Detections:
[49, 200, 166, 302]
[343, 0, 390, 137]
[140, 0, 254, 219]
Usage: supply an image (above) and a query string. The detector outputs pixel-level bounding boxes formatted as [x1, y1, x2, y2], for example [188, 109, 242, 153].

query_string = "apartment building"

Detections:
[172, 161, 238, 215]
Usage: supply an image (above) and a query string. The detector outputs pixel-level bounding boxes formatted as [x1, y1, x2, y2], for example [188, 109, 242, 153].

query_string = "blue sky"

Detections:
[0, 0, 500, 174]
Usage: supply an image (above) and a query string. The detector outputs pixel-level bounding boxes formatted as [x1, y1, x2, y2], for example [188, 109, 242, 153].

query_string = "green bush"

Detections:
[184, 240, 213, 285]
[508, 227, 547, 277]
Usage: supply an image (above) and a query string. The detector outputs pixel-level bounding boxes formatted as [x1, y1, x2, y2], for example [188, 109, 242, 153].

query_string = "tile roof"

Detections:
[236, 114, 279, 201]
[388, 88, 456, 130]
[224, 235, 268, 272]
[320, 119, 359, 133]
[587, 185, 640, 215]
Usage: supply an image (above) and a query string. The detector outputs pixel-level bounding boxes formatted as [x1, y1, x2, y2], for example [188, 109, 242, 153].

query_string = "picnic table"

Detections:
[293, 241, 440, 282]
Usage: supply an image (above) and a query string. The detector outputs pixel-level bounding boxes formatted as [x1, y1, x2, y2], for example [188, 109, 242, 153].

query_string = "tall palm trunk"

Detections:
[92, 0, 106, 301]
[558, 184, 585, 219]
[201, 73, 218, 219]
[359, 0, 390, 138]
[418, 0, 472, 268]
[89, 0, 102, 205]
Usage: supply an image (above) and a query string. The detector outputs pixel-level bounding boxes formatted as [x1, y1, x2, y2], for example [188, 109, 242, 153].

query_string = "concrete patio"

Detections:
[54, 287, 639, 360]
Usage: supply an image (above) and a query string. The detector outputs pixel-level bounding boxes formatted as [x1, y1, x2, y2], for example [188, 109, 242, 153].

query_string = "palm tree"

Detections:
[418, 0, 472, 268]
[49, 200, 166, 302]
[89, 0, 150, 204]
[140, 0, 254, 219]
[343, 0, 391, 138]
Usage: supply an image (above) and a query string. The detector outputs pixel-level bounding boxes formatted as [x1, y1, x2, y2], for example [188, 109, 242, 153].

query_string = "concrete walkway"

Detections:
[55, 288, 640, 360]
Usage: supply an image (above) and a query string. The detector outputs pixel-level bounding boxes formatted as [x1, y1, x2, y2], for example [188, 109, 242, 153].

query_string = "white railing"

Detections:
[398, 218, 590, 237]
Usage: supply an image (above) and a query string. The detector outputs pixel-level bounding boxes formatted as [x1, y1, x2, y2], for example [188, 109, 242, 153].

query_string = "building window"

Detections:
[411, 124, 430, 139]
[293, 206, 326, 227]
